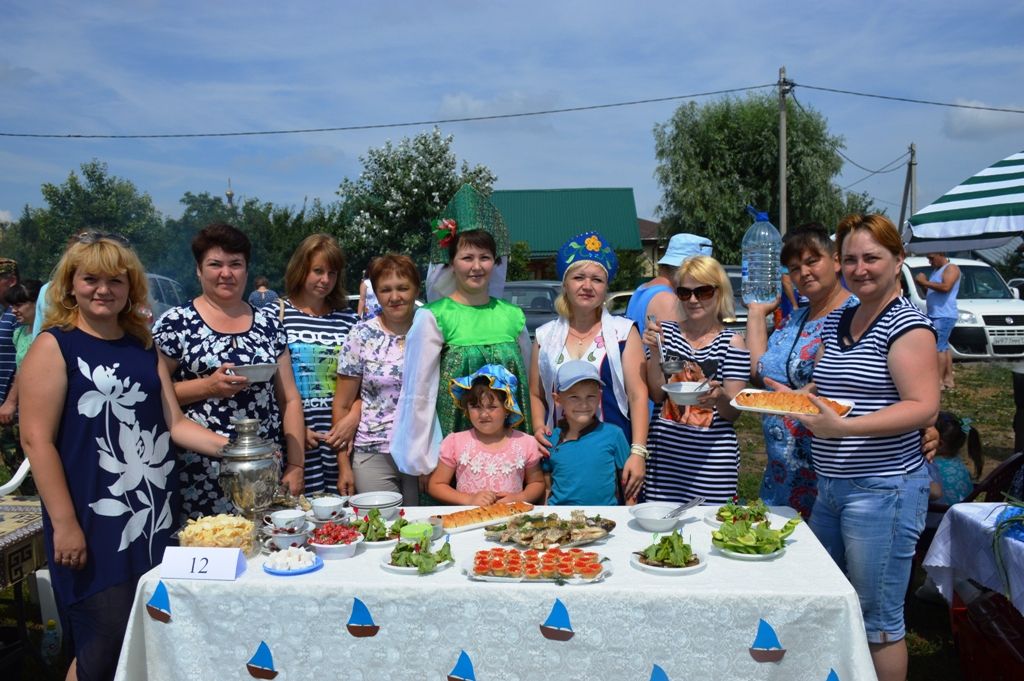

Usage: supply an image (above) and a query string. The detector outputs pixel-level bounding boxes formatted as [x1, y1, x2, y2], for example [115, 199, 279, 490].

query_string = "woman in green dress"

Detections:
[391, 185, 532, 476]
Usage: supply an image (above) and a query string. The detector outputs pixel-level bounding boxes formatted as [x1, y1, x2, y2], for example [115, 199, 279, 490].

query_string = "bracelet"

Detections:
[630, 444, 649, 460]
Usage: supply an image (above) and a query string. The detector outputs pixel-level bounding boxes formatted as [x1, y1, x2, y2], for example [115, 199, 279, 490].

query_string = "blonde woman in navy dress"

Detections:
[20, 236, 227, 681]
[787, 214, 938, 681]
[642, 255, 750, 503]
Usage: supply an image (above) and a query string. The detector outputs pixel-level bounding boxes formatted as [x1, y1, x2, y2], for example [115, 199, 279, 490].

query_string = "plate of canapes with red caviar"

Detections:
[464, 546, 611, 584]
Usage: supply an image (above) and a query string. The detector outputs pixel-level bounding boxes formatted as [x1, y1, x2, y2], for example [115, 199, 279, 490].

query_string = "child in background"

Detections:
[927, 411, 983, 504]
[543, 361, 631, 505]
[428, 364, 545, 506]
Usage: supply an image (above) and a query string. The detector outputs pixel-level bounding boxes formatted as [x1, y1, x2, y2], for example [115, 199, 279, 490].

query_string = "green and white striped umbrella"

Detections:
[905, 150, 1024, 254]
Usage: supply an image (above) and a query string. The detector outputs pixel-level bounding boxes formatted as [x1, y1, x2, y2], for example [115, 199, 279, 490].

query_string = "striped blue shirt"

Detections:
[0, 308, 17, 403]
[811, 298, 935, 478]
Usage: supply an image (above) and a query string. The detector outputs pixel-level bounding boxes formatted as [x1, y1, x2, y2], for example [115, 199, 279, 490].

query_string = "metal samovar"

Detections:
[217, 418, 281, 520]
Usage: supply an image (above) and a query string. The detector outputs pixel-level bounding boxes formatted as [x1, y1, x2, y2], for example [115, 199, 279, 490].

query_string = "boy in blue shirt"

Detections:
[542, 361, 631, 505]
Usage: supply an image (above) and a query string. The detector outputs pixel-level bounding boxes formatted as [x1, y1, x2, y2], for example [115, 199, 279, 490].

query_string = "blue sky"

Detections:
[2, 1, 1023, 234]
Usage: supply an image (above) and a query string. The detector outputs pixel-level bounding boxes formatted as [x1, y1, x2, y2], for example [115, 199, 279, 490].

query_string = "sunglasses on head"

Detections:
[76, 231, 130, 246]
[676, 285, 717, 301]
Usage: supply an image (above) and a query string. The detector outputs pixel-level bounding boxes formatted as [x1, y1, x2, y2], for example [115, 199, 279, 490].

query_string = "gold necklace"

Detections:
[567, 322, 601, 348]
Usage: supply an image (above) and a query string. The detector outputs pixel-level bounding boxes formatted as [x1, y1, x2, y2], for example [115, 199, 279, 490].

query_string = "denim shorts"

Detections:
[931, 316, 956, 351]
[809, 466, 930, 644]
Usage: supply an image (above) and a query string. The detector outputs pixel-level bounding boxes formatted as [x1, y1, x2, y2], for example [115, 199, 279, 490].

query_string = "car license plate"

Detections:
[990, 335, 1024, 346]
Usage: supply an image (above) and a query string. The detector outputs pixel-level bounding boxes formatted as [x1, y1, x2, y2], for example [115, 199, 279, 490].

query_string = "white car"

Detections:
[901, 256, 1024, 361]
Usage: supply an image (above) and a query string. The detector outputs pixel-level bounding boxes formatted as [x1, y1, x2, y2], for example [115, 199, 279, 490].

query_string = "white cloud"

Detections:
[0, 210, 13, 224]
[943, 100, 1024, 140]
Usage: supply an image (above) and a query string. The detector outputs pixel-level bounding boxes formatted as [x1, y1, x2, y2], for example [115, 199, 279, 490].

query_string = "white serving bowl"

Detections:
[227, 363, 278, 383]
[662, 382, 710, 406]
[269, 509, 307, 531]
[310, 533, 364, 559]
[349, 491, 403, 519]
[629, 503, 681, 533]
[266, 524, 313, 551]
[311, 496, 346, 521]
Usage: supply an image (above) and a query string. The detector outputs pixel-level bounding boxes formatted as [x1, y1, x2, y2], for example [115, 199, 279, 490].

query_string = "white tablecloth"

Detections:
[923, 502, 1024, 616]
[114, 506, 875, 681]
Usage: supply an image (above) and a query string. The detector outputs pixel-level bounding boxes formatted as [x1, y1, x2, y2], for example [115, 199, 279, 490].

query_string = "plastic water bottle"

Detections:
[741, 206, 782, 305]
[41, 618, 60, 666]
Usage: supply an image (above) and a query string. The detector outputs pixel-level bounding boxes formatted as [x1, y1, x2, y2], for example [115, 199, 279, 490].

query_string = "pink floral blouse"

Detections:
[438, 430, 542, 495]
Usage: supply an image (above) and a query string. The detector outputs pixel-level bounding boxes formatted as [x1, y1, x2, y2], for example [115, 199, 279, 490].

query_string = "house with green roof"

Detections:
[491, 188, 642, 278]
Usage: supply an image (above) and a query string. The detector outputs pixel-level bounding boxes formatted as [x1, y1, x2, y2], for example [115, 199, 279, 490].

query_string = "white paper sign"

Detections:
[161, 547, 247, 581]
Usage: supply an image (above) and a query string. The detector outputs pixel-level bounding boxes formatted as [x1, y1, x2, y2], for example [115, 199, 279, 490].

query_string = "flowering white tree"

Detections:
[337, 127, 496, 270]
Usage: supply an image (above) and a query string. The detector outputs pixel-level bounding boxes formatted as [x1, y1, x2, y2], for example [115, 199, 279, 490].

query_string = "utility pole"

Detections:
[898, 143, 917, 228]
[778, 66, 794, 235]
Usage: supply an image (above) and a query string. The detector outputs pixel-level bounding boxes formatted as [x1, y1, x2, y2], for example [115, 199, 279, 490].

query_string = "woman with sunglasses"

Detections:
[642, 255, 750, 503]
[745, 223, 855, 518]
[153, 223, 306, 523]
[20, 236, 227, 681]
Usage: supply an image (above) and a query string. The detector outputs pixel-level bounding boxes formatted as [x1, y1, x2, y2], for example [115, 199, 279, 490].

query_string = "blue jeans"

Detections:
[809, 466, 930, 643]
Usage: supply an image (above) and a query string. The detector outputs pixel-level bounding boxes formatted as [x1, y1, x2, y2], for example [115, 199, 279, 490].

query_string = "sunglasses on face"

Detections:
[676, 285, 717, 301]
[76, 231, 130, 246]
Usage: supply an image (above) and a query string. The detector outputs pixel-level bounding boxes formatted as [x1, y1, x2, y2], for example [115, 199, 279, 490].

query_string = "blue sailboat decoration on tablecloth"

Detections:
[245, 640, 278, 679]
[447, 650, 476, 681]
[825, 669, 840, 681]
[346, 597, 380, 637]
[749, 618, 786, 662]
[539, 598, 575, 641]
[649, 663, 670, 681]
[145, 580, 171, 623]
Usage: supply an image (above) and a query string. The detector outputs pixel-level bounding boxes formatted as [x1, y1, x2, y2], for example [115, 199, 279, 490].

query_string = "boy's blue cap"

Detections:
[555, 360, 605, 392]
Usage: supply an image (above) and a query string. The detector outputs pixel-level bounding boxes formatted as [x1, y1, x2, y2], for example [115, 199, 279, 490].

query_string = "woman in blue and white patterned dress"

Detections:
[20, 235, 227, 681]
[745, 223, 856, 518]
[153, 223, 306, 522]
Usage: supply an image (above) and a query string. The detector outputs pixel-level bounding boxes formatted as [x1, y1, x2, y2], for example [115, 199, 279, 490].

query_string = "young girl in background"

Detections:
[428, 365, 545, 506]
[928, 411, 983, 505]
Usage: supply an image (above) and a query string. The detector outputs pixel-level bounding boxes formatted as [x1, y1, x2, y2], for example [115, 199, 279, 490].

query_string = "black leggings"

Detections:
[63, 578, 139, 681]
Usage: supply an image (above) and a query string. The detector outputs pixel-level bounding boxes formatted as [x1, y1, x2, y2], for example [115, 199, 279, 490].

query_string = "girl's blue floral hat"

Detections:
[556, 231, 618, 282]
[449, 364, 525, 427]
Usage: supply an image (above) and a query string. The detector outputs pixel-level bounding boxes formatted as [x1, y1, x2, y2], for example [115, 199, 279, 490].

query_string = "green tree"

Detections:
[654, 93, 872, 263]
[337, 127, 497, 277]
[610, 249, 647, 291]
[507, 241, 533, 281]
[2, 160, 164, 278]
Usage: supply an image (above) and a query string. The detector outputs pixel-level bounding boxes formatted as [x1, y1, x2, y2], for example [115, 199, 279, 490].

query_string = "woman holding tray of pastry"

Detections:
[784, 214, 938, 681]
[391, 185, 532, 480]
[745, 223, 856, 518]
[641, 255, 750, 504]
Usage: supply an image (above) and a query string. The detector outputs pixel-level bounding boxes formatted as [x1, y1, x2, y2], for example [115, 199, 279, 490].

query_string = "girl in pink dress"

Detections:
[428, 364, 545, 506]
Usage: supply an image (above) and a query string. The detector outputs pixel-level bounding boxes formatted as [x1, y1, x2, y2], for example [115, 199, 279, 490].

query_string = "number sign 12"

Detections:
[161, 547, 247, 581]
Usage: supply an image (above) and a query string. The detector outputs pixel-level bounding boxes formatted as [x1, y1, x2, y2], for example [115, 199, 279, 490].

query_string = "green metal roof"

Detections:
[491, 188, 641, 255]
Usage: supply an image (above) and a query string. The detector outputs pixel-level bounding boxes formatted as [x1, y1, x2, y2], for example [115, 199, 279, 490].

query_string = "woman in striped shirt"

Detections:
[275, 234, 359, 495]
[789, 214, 938, 681]
[642, 255, 750, 504]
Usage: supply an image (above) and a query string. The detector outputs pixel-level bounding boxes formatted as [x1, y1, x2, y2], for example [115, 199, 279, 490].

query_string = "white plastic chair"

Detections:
[0, 458, 31, 496]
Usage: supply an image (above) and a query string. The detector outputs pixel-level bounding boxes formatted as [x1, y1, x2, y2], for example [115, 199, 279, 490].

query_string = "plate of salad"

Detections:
[703, 498, 771, 528]
[711, 516, 801, 560]
[630, 531, 706, 575]
[351, 508, 408, 546]
[380, 537, 455, 575]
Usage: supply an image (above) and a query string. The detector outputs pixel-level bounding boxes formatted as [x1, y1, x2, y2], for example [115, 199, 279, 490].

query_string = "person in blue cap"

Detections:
[427, 364, 545, 506]
[625, 233, 712, 334]
[542, 361, 631, 505]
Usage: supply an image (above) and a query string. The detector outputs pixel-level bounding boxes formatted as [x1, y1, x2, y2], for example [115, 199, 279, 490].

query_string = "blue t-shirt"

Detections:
[542, 421, 629, 505]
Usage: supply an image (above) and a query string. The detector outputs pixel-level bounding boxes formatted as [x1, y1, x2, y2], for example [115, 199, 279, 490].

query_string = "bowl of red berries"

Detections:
[308, 522, 364, 559]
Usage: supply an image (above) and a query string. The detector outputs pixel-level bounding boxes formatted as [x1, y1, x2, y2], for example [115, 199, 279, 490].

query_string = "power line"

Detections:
[0, 84, 776, 140]
[791, 93, 911, 174]
[795, 83, 1024, 115]
[841, 150, 911, 191]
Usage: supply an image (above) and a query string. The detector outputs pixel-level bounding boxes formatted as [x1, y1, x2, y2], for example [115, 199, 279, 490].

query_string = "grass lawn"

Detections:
[0, 363, 1015, 679]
